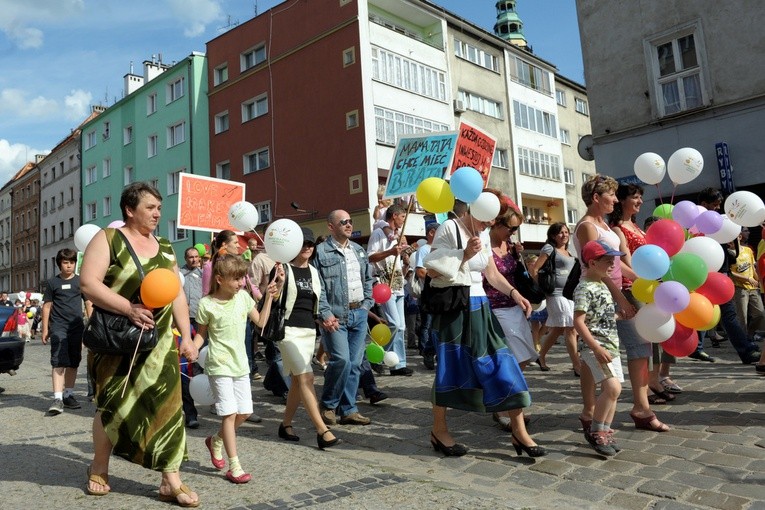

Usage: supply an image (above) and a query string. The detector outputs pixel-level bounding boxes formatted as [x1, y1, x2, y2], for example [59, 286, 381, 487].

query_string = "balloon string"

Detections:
[121, 325, 145, 398]
[670, 184, 677, 205]
[655, 183, 664, 205]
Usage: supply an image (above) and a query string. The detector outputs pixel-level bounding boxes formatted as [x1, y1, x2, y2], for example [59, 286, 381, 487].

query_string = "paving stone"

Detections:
[603, 474, 641, 491]
[697, 465, 750, 482]
[694, 451, 752, 468]
[637, 479, 690, 499]
[528, 459, 573, 477]
[463, 460, 513, 479]
[686, 489, 752, 510]
[562, 466, 612, 483]
[506, 469, 559, 489]
[646, 444, 703, 461]
[612, 450, 664, 466]
[653, 500, 709, 510]
[632, 465, 674, 480]
[717, 482, 765, 500]
[721, 443, 765, 459]
[554, 480, 611, 503]
[607, 492, 655, 510]
[669, 470, 726, 490]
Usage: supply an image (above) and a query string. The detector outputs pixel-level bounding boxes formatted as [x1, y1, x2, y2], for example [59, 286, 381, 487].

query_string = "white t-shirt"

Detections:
[367, 227, 405, 295]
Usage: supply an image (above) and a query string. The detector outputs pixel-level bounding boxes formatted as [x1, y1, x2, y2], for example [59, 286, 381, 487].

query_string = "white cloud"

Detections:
[0, 0, 84, 49]
[64, 89, 92, 121]
[4, 25, 44, 49]
[167, 0, 223, 37]
[0, 89, 59, 119]
[0, 139, 48, 186]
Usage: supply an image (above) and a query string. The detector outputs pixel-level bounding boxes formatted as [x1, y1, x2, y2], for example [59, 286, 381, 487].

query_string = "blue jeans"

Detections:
[321, 308, 368, 416]
[358, 359, 380, 398]
[696, 298, 758, 360]
[379, 294, 406, 369]
[418, 311, 436, 355]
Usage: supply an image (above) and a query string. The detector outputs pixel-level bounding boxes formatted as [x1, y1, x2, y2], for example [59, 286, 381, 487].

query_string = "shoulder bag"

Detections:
[259, 265, 289, 343]
[419, 221, 470, 314]
[562, 258, 582, 300]
[82, 230, 159, 356]
[536, 244, 557, 295]
[512, 247, 545, 305]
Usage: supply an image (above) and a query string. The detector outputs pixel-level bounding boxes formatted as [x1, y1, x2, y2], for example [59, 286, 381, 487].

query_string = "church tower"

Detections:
[493, 1, 527, 48]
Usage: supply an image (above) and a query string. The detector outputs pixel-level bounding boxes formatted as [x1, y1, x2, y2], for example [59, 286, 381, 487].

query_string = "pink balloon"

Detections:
[108, 220, 125, 228]
[694, 210, 723, 235]
[372, 283, 392, 304]
[645, 219, 686, 257]
[671, 200, 700, 229]
[653, 281, 691, 314]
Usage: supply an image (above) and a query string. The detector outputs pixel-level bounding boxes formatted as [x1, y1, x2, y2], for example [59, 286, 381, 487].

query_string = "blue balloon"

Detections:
[449, 167, 484, 203]
[631, 244, 670, 280]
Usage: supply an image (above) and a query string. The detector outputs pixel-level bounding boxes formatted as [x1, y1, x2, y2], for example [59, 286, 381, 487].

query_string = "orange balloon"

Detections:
[674, 292, 713, 330]
[141, 268, 181, 308]
[698, 304, 721, 331]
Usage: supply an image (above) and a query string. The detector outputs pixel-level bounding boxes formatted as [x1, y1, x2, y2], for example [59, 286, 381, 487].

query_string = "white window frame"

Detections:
[85, 203, 97, 221]
[84, 130, 96, 150]
[216, 161, 231, 180]
[241, 44, 267, 71]
[492, 149, 509, 169]
[124, 165, 134, 186]
[510, 56, 553, 96]
[123, 125, 133, 145]
[167, 170, 183, 195]
[346, 110, 359, 130]
[103, 196, 112, 217]
[574, 97, 589, 116]
[453, 37, 499, 72]
[214, 111, 229, 134]
[167, 121, 186, 148]
[513, 100, 557, 138]
[213, 64, 228, 86]
[567, 208, 579, 224]
[102, 158, 111, 178]
[241, 95, 268, 122]
[373, 106, 450, 146]
[371, 47, 447, 101]
[168, 219, 188, 242]
[166, 77, 185, 104]
[102, 121, 111, 140]
[147, 134, 158, 158]
[458, 89, 503, 119]
[555, 89, 567, 106]
[85, 165, 97, 185]
[564, 167, 575, 186]
[147, 93, 157, 115]
[243, 148, 270, 174]
[343, 47, 356, 67]
[559, 128, 571, 145]
[254, 201, 271, 225]
[517, 146, 561, 181]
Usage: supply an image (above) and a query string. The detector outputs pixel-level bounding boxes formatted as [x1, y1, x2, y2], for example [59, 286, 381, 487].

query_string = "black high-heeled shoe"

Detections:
[511, 433, 546, 457]
[317, 429, 340, 450]
[430, 432, 468, 457]
[278, 423, 300, 442]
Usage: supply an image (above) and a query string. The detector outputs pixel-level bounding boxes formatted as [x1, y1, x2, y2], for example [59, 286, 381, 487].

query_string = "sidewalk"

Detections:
[1, 337, 763, 509]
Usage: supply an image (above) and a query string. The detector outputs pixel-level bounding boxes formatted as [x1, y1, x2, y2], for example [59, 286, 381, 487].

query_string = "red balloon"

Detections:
[661, 327, 698, 357]
[645, 219, 686, 257]
[26, 292, 31, 299]
[758, 255, 765, 280]
[372, 283, 392, 304]
[695, 272, 735, 305]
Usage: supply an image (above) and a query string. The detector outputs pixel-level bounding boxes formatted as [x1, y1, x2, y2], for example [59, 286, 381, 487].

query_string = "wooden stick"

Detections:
[121, 325, 145, 398]
[389, 196, 415, 280]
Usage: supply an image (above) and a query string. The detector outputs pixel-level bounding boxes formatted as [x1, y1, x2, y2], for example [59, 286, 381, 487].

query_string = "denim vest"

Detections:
[313, 237, 373, 323]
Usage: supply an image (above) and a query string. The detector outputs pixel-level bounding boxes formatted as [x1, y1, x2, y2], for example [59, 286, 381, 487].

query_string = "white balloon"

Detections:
[74, 224, 102, 252]
[679, 236, 724, 272]
[383, 351, 400, 368]
[470, 192, 501, 222]
[633, 152, 666, 185]
[197, 346, 208, 369]
[28, 306, 37, 314]
[723, 191, 765, 227]
[264, 219, 303, 263]
[667, 147, 704, 185]
[228, 201, 259, 232]
[634, 304, 676, 343]
[189, 374, 216, 405]
[705, 216, 742, 243]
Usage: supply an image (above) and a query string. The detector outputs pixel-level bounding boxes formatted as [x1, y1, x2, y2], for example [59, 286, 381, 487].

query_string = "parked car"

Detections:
[0, 306, 24, 376]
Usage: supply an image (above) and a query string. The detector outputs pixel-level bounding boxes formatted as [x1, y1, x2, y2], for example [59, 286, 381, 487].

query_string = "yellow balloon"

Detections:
[416, 177, 454, 214]
[631, 278, 659, 303]
[172, 328, 181, 337]
[370, 323, 392, 346]
[699, 304, 721, 331]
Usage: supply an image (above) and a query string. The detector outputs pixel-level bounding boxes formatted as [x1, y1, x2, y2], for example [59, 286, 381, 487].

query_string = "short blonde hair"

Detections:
[581, 174, 618, 206]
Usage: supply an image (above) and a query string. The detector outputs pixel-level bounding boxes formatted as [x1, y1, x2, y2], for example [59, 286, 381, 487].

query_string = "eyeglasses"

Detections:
[504, 224, 518, 234]
[338, 218, 353, 226]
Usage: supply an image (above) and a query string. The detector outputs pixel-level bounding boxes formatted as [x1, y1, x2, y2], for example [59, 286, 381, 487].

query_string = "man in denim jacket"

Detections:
[314, 210, 375, 425]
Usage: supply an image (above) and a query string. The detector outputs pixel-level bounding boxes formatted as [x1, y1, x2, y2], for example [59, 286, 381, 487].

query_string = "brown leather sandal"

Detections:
[158, 484, 200, 508]
[630, 411, 670, 432]
[86, 466, 110, 496]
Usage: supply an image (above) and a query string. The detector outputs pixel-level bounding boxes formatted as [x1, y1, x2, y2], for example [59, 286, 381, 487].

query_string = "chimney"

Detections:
[144, 55, 169, 83]
[91, 105, 106, 114]
[124, 71, 145, 95]
[35, 154, 46, 163]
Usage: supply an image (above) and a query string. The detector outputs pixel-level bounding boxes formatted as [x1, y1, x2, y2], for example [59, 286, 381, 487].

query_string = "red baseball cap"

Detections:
[582, 240, 625, 264]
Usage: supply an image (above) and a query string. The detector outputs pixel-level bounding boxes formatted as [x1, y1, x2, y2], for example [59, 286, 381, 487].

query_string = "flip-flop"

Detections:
[649, 386, 676, 402]
[86, 466, 110, 496]
[660, 377, 683, 394]
[158, 484, 200, 507]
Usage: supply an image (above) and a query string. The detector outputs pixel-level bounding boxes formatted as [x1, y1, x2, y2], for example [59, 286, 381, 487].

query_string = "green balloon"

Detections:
[365, 343, 385, 364]
[653, 203, 675, 219]
[194, 243, 206, 257]
[662, 252, 708, 291]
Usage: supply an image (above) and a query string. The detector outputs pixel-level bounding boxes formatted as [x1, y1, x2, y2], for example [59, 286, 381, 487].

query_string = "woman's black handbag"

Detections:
[259, 266, 289, 342]
[512, 248, 545, 304]
[536, 245, 557, 295]
[82, 230, 159, 355]
[419, 220, 470, 314]
[562, 258, 582, 300]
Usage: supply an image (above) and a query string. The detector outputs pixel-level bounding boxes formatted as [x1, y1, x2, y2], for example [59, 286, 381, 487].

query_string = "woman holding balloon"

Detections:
[80, 182, 200, 506]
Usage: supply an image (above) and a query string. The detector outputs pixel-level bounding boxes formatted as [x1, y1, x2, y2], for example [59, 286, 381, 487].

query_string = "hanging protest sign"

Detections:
[449, 121, 497, 187]
[177, 174, 246, 233]
[383, 132, 458, 199]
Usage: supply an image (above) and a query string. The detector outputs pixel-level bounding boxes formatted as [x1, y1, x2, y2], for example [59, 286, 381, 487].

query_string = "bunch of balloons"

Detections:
[633, 147, 704, 187]
[415, 167, 500, 221]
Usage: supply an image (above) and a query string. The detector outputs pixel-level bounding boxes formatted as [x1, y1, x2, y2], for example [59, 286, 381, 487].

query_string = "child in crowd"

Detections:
[573, 240, 625, 457]
[525, 254, 548, 353]
[194, 254, 283, 484]
[17, 298, 33, 342]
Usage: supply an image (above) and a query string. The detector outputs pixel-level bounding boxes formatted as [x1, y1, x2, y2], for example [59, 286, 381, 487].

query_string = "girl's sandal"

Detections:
[86, 466, 110, 496]
[158, 484, 200, 508]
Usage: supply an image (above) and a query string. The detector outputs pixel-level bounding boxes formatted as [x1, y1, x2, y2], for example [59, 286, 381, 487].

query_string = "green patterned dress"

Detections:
[87, 228, 187, 472]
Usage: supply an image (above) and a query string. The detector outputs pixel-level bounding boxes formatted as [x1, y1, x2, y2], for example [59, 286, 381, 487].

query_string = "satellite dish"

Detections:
[577, 134, 595, 161]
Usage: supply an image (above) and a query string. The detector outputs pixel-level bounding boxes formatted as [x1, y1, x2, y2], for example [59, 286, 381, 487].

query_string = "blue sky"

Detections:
[0, 0, 582, 185]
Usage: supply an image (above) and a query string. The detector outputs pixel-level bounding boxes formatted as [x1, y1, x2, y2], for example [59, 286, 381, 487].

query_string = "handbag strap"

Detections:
[449, 219, 463, 249]
[114, 229, 146, 280]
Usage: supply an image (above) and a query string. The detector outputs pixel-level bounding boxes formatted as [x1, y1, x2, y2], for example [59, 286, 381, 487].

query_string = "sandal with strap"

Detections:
[158, 484, 200, 508]
[659, 377, 683, 394]
[86, 466, 110, 496]
[630, 411, 670, 432]
[649, 385, 675, 402]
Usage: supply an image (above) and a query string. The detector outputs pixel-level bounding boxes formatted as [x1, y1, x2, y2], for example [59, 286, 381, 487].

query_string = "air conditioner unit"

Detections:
[453, 99, 466, 113]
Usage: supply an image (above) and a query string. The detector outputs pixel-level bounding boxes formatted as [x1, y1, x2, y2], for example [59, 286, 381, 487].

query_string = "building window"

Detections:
[215, 111, 229, 134]
[346, 110, 359, 129]
[168, 170, 183, 195]
[85, 203, 97, 221]
[343, 47, 356, 67]
[512, 100, 557, 137]
[374, 106, 450, 145]
[123, 125, 133, 145]
[84, 130, 96, 150]
[567, 208, 579, 224]
[555, 89, 567, 106]
[102, 121, 110, 140]
[216, 161, 230, 180]
[124, 165, 134, 185]
[85, 165, 97, 185]
[564, 167, 575, 186]
[371, 47, 447, 101]
[241, 44, 267, 71]
[147, 93, 157, 115]
[559, 128, 571, 145]
[69, 217, 74, 237]
[148, 134, 158, 157]
[167, 77, 185, 103]
[254, 201, 271, 224]
[168, 220, 188, 241]
[167, 121, 186, 148]
[243, 148, 270, 174]
[648, 25, 706, 116]
[214, 64, 228, 85]
[492, 149, 509, 169]
[458, 90, 503, 119]
[517, 146, 561, 181]
[574, 97, 589, 116]
[242, 95, 268, 122]
[102, 158, 111, 178]
[453, 38, 499, 72]
[50, 196, 56, 209]
[103, 196, 112, 216]
[510, 56, 552, 96]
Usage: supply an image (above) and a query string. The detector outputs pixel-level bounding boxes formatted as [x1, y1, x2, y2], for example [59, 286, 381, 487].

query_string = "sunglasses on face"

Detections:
[505, 224, 518, 234]
[338, 218, 353, 226]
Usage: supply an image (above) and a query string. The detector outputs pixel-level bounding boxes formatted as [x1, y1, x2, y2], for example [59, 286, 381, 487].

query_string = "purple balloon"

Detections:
[671, 200, 700, 229]
[695, 210, 723, 234]
[653, 281, 691, 314]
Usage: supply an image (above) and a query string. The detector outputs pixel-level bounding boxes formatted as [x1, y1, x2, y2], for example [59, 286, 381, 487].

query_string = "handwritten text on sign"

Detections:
[449, 122, 496, 187]
[177, 174, 245, 233]
[383, 132, 458, 199]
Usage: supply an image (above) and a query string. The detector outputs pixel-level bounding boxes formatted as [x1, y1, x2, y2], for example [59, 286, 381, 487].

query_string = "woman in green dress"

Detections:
[80, 182, 200, 507]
